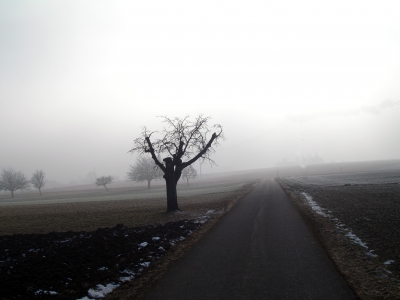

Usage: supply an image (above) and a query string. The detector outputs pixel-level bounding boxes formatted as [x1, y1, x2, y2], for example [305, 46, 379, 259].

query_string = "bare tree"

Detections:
[127, 156, 163, 189]
[182, 165, 197, 186]
[95, 176, 113, 191]
[129, 115, 224, 211]
[0, 169, 30, 198]
[31, 170, 46, 195]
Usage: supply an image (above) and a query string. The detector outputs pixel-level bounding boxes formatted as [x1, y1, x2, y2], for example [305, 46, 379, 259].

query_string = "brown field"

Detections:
[0, 182, 256, 235]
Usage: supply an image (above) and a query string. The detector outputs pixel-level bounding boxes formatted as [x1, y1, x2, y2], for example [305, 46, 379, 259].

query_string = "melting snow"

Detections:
[139, 242, 148, 247]
[140, 262, 150, 268]
[87, 283, 120, 299]
[59, 238, 72, 243]
[345, 231, 368, 249]
[301, 192, 378, 257]
[119, 276, 134, 282]
[152, 237, 160, 241]
[384, 260, 395, 265]
[35, 290, 58, 296]
[365, 250, 378, 258]
[301, 192, 329, 217]
[119, 269, 135, 282]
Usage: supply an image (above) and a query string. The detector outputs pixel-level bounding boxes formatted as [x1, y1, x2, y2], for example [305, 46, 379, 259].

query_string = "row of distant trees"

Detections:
[95, 157, 198, 191]
[1, 157, 199, 197]
[0, 169, 45, 198]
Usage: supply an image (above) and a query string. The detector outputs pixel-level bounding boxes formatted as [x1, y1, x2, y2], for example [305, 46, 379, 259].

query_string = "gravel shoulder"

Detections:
[278, 178, 400, 299]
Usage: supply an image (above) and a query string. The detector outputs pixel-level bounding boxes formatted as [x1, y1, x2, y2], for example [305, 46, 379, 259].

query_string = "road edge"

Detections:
[105, 181, 259, 300]
[276, 177, 400, 300]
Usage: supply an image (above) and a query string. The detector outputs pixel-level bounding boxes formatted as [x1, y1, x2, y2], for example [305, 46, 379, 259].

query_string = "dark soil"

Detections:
[279, 179, 400, 299]
[0, 220, 204, 300]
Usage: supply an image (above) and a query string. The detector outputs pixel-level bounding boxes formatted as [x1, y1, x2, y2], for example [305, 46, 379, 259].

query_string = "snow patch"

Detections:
[301, 192, 329, 217]
[365, 250, 378, 258]
[140, 262, 150, 268]
[87, 283, 120, 299]
[119, 276, 134, 282]
[301, 192, 378, 257]
[119, 269, 135, 282]
[35, 290, 58, 296]
[152, 237, 160, 241]
[138, 242, 148, 247]
[58, 238, 72, 243]
[384, 260, 395, 265]
[345, 231, 368, 249]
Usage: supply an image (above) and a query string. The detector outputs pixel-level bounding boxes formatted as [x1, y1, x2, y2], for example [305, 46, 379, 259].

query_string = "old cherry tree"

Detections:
[129, 115, 224, 211]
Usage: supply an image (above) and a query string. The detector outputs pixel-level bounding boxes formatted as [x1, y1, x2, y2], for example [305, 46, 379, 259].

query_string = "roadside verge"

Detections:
[277, 178, 400, 300]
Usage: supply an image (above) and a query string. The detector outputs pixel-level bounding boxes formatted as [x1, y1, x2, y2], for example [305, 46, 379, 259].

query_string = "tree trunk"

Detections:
[39, 188, 42, 196]
[11, 190, 14, 198]
[163, 157, 179, 212]
[104, 185, 109, 191]
[165, 177, 179, 211]
[186, 178, 189, 186]
[147, 180, 151, 189]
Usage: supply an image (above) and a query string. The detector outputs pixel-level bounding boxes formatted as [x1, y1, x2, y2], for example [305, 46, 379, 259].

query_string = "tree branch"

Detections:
[145, 137, 166, 173]
[181, 132, 218, 169]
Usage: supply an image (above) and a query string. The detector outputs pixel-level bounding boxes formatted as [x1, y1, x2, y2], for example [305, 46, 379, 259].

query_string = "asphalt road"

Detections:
[145, 178, 356, 299]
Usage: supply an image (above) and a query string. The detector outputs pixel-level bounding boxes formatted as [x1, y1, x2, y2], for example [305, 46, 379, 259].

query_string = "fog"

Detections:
[1, 1, 400, 185]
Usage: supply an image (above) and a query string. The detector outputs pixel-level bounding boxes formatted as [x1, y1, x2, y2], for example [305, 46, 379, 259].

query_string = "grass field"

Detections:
[0, 179, 256, 235]
[0, 179, 248, 205]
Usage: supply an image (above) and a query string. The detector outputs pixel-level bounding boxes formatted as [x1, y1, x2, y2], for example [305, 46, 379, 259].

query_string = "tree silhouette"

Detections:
[127, 156, 163, 189]
[182, 165, 197, 186]
[0, 169, 30, 198]
[129, 115, 224, 211]
[95, 176, 113, 191]
[31, 170, 46, 195]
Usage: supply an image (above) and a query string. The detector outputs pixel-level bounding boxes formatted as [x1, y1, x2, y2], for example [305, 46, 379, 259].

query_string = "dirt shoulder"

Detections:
[277, 179, 400, 300]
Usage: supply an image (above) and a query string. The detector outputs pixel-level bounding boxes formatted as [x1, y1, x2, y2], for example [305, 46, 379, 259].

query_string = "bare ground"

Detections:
[0, 183, 256, 300]
[278, 179, 400, 300]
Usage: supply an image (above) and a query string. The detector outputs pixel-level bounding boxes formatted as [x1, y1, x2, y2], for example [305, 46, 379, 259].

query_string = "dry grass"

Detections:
[0, 184, 255, 235]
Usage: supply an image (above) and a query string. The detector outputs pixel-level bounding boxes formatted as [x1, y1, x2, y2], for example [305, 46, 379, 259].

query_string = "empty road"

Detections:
[145, 178, 355, 299]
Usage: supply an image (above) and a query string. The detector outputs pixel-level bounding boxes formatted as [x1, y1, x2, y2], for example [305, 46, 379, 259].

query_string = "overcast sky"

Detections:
[1, 0, 400, 184]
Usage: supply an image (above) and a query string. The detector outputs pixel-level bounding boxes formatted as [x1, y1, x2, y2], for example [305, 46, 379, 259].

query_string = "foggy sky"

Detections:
[1, 1, 400, 184]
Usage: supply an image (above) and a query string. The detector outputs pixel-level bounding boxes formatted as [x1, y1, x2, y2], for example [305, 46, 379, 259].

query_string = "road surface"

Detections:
[145, 178, 355, 299]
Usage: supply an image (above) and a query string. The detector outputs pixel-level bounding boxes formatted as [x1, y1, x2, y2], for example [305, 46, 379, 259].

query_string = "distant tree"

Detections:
[0, 169, 30, 198]
[182, 165, 197, 186]
[129, 115, 224, 211]
[127, 156, 163, 189]
[31, 170, 46, 195]
[95, 176, 113, 191]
